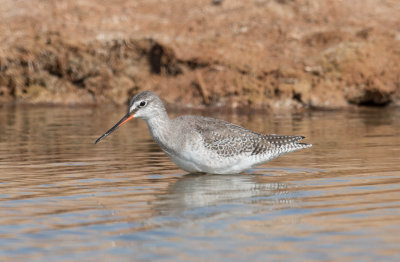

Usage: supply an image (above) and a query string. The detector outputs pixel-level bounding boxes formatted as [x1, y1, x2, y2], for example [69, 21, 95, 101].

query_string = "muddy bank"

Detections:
[0, 0, 399, 110]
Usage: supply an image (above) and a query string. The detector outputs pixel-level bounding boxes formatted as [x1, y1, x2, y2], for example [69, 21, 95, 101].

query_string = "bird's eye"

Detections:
[139, 101, 146, 107]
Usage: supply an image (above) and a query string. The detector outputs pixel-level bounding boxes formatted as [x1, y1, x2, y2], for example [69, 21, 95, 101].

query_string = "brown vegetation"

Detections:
[0, 0, 399, 110]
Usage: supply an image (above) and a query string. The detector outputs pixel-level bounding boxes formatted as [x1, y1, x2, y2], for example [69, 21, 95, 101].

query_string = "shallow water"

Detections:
[0, 106, 399, 261]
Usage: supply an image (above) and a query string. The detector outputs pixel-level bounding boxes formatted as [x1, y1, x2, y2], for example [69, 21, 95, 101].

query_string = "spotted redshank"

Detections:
[95, 91, 311, 174]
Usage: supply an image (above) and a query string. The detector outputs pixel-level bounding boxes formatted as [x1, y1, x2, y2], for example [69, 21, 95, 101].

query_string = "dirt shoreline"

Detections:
[1, 0, 399, 110]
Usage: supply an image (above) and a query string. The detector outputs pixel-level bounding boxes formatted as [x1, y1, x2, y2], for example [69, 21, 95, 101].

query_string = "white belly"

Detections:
[165, 148, 271, 174]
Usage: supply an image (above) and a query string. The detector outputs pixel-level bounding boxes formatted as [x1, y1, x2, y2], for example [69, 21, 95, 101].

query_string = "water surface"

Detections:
[0, 106, 399, 261]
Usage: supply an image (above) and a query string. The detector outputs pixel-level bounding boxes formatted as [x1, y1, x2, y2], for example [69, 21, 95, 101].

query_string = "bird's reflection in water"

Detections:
[153, 172, 295, 220]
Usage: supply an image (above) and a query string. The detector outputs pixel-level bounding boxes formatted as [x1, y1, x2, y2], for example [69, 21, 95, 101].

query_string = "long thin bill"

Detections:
[94, 113, 134, 144]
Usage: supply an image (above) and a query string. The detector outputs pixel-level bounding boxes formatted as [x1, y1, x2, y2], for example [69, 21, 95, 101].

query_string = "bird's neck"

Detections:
[145, 111, 173, 148]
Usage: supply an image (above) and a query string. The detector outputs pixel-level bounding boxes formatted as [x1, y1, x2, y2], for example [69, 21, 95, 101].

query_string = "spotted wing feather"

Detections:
[192, 116, 309, 158]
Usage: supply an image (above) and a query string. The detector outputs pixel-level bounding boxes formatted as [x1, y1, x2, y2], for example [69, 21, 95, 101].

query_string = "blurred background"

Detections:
[0, 0, 399, 110]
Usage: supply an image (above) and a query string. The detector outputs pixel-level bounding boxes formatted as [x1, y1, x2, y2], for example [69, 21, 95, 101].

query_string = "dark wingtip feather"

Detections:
[297, 142, 312, 148]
